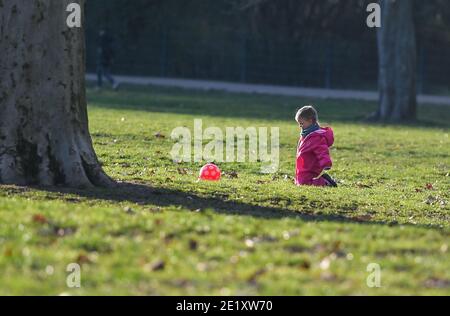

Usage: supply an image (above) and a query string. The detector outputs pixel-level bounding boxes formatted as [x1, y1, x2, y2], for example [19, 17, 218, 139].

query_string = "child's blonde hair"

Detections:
[295, 105, 319, 123]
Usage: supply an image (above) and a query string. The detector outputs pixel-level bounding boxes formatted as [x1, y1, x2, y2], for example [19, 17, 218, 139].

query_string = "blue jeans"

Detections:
[97, 64, 115, 87]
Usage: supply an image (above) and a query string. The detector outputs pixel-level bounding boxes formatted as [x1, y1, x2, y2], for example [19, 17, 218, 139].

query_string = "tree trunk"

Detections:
[376, 0, 417, 122]
[0, 0, 114, 188]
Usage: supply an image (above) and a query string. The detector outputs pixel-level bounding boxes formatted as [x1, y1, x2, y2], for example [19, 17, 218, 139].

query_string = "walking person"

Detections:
[96, 28, 119, 90]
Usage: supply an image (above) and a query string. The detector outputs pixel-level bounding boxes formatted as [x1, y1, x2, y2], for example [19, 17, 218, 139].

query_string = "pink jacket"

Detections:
[295, 127, 334, 186]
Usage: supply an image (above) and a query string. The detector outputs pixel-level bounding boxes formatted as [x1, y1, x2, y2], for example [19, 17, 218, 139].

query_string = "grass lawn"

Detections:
[0, 85, 449, 295]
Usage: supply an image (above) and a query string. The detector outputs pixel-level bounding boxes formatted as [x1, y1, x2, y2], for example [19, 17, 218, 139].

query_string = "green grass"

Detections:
[0, 85, 449, 295]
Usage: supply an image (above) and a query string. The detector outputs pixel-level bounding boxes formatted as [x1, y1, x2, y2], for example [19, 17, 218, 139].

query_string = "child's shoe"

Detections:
[322, 174, 338, 187]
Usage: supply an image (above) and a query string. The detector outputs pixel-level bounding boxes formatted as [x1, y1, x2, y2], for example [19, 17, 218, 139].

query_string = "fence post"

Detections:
[160, 24, 168, 77]
[418, 45, 426, 95]
[324, 38, 333, 89]
[240, 33, 247, 83]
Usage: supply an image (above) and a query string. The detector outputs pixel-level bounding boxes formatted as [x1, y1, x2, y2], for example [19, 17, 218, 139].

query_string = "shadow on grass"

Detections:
[86, 86, 377, 124]
[28, 182, 443, 230]
[86, 86, 450, 129]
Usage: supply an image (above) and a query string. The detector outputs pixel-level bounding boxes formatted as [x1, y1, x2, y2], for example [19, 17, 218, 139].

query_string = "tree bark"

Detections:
[376, 0, 417, 122]
[0, 0, 114, 188]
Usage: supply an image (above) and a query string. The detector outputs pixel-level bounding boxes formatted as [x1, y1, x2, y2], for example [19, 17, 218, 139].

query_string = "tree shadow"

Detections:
[33, 181, 444, 231]
[86, 85, 450, 129]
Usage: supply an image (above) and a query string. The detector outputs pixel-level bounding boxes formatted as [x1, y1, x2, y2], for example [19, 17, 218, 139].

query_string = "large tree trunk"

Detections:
[0, 0, 114, 188]
[376, 0, 417, 122]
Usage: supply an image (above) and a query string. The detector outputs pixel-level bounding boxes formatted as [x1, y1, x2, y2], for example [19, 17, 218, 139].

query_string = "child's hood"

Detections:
[312, 127, 334, 147]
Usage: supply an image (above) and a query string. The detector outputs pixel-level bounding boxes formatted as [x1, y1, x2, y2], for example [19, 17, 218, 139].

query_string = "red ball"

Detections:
[199, 163, 221, 181]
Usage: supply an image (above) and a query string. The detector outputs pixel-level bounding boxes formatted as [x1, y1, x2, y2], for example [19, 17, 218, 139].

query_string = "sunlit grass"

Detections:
[0, 85, 448, 295]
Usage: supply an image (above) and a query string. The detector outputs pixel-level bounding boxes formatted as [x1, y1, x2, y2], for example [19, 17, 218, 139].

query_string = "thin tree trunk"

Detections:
[376, 0, 417, 122]
[0, 0, 114, 188]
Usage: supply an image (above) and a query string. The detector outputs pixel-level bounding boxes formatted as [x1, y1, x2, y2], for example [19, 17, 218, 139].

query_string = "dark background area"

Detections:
[85, 0, 450, 94]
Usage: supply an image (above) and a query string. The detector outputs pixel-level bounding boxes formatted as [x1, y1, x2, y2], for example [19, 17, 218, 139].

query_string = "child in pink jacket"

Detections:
[295, 106, 337, 187]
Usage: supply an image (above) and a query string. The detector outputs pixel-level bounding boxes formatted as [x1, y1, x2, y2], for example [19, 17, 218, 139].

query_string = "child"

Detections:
[295, 106, 337, 187]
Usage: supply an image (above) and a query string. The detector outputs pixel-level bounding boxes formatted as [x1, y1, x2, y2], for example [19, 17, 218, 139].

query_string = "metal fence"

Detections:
[86, 22, 450, 95]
